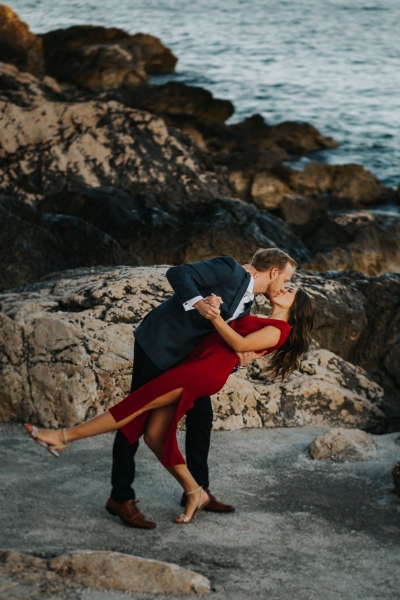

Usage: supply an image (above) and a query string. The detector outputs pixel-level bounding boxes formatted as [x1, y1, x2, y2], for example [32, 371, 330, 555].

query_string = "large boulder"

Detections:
[227, 115, 338, 155]
[0, 190, 309, 290]
[252, 270, 400, 428]
[127, 33, 178, 74]
[0, 4, 44, 76]
[100, 81, 235, 125]
[0, 267, 385, 431]
[0, 196, 121, 291]
[250, 163, 396, 212]
[168, 113, 338, 158]
[38, 188, 310, 263]
[44, 43, 148, 91]
[349, 272, 400, 426]
[291, 163, 395, 206]
[0, 64, 231, 203]
[281, 196, 400, 275]
[40, 25, 177, 88]
[214, 345, 384, 432]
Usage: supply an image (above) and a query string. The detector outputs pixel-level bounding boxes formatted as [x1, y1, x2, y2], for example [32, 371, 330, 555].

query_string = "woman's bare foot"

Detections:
[25, 424, 68, 457]
[174, 487, 210, 524]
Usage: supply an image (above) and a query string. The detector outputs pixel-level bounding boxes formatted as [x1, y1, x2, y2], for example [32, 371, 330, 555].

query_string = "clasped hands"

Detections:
[194, 293, 265, 368]
[193, 293, 223, 320]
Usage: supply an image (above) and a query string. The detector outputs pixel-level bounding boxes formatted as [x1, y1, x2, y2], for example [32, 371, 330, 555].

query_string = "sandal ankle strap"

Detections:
[186, 486, 202, 496]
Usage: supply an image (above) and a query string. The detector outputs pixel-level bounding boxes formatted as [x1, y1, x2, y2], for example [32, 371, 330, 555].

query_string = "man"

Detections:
[106, 248, 297, 528]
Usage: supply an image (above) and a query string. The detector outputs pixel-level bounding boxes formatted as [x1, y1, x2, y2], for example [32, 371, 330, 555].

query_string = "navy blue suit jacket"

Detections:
[135, 256, 253, 370]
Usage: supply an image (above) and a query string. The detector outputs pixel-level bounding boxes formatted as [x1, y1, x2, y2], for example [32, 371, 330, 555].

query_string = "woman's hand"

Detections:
[236, 350, 267, 368]
[203, 293, 223, 318]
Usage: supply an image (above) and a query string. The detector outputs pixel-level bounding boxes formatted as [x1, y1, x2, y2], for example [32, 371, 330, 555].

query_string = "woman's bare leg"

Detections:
[144, 407, 209, 521]
[27, 388, 184, 450]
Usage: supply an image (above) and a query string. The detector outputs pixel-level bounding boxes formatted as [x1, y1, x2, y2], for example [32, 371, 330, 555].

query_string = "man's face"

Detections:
[265, 263, 295, 300]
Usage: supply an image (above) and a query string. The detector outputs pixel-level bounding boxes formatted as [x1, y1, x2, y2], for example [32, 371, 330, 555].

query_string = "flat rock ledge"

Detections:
[308, 428, 377, 462]
[0, 266, 384, 431]
[0, 549, 211, 596]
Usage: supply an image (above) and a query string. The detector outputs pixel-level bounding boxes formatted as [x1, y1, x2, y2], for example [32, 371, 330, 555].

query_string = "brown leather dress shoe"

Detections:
[180, 489, 235, 513]
[106, 497, 156, 529]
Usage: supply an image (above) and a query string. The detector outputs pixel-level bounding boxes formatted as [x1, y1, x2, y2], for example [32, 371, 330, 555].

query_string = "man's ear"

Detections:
[270, 267, 279, 280]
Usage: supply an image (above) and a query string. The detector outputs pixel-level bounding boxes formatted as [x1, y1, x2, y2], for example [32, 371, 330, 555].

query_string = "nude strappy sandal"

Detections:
[25, 424, 68, 458]
[174, 487, 210, 524]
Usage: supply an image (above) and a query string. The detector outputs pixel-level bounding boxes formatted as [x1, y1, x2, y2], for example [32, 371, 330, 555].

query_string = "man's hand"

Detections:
[194, 293, 223, 319]
[204, 293, 223, 308]
[236, 350, 266, 368]
[193, 298, 221, 319]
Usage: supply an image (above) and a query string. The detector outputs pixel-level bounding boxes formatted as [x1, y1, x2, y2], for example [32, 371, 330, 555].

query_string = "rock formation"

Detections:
[308, 428, 377, 461]
[99, 81, 235, 125]
[0, 267, 386, 431]
[0, 66, 231, 203]
[288, 204, 400, 275]
[0, 195, 121, 291]
[0, 189, 309, 290]
[0, 549, 210, 595]
[0, 5, 44, 76]
[292, 270, 400, 427]
[216, 344, 384, 431]
[40, 26, 177, 85]
[0, 12, 178, 89]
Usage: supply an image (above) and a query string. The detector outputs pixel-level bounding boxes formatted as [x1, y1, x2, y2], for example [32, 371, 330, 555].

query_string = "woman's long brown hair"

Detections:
[265, 289, 315, 380]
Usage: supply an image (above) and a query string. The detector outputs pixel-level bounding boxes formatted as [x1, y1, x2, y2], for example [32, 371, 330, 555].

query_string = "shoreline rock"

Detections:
[0, 549, 211, 595]
[0, 5, 45, 76]
[0, 88, 232, 203]
[39, 26, 178, 90]
[0, 266, 388, 431]
[0, 192, 309, 291]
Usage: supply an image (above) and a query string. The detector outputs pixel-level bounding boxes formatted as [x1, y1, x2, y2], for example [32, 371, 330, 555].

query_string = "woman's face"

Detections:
[270, 287, 297, 310]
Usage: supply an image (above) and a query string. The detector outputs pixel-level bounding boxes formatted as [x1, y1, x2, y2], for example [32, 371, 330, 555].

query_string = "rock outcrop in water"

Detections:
[40, 26, 178, 89]
[0, 5, 45, 76]
[283, 197, 400, 275]
[0, 6, 177, 87]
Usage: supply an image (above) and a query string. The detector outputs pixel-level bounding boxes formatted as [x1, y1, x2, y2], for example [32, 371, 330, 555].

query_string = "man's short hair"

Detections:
[251, 248, 297, 272]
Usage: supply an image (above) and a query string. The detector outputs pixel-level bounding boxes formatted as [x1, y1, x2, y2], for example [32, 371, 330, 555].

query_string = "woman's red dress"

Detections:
[109, 316, 290, 466]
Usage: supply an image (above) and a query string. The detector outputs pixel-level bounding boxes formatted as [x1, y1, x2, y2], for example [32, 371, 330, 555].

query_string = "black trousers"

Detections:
[111, 341, 213, 502]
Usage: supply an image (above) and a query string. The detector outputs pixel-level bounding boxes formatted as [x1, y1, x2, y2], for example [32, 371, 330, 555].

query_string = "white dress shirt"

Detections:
[183, 277, 254, 322]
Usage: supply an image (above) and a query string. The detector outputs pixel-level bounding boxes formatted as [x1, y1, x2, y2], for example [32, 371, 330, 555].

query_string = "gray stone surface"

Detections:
[308, 428, 377, 461]
[1, 423, 400, 599]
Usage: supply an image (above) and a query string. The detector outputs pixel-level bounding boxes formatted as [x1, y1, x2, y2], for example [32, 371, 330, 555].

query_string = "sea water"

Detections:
[9, 0, 400, 189]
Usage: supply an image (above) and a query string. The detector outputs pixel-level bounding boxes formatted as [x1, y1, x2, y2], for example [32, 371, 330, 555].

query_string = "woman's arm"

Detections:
[211, 315, 281, 352]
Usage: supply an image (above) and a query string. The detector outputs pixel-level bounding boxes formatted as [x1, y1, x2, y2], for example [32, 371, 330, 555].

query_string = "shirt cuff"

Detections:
[183, 295, 204, 311]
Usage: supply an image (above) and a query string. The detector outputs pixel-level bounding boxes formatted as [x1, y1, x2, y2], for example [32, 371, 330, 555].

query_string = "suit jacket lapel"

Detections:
[221, 270, 252, 320]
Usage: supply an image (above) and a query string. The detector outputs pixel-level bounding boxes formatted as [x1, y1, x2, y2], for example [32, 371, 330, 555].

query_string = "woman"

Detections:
[26, 287, 314, 524]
